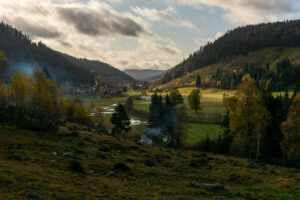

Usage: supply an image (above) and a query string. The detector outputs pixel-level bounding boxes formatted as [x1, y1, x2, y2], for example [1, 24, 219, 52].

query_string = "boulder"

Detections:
[113, 163, 131, 172]
[63, 152, 73, 157]
[197, 183, 225, 190]
[106, 171, 116, 176]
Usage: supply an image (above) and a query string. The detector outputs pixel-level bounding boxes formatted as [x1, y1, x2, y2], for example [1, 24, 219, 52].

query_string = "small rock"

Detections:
[106, 171, 116, 176]
[26, 189, 38, 198]
[113, 163, 131, 172]
[197, 183, 225, 190]
[63, 152, 73, 157]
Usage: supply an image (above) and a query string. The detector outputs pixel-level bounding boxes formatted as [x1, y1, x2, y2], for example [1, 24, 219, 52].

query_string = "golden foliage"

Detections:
[281, 94, 300, 160]
[226, 77, 270, 158]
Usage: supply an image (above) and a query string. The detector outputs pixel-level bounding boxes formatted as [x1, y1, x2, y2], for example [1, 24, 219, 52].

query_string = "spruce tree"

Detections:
[110, 104, 131, 134]
[196, 75, 201, 88]
[148, 93, 164, 128]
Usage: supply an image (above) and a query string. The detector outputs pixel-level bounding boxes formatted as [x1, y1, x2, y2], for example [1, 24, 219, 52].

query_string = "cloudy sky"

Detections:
[0, 0, 299, 70]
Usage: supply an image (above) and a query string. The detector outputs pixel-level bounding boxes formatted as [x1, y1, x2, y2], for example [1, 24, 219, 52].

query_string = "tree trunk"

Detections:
[256, 124, 261, 159]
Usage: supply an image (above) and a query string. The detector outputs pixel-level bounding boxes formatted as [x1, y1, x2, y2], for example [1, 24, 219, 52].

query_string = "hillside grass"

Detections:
[0, 124, 299, 199]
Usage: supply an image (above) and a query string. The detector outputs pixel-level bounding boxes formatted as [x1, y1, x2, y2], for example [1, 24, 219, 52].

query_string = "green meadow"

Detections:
[81, 88, 234, 144]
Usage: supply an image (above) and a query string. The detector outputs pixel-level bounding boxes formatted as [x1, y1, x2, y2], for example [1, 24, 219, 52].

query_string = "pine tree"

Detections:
[148, 93, 164, 128]
[110, 104, 131, 134]
[196, 75, 201, 88]
[204, 135, 211, 152]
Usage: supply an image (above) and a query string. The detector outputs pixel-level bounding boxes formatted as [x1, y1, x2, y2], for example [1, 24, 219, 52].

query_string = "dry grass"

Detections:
[0, 124, 299, 199]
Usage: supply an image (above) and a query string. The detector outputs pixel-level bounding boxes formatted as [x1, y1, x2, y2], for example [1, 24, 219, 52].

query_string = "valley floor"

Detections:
[0, 124, 299, 199]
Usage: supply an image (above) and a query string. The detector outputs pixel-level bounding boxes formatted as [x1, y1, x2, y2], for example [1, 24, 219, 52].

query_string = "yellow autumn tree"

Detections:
[281, 94, 300, 161]
[0, 81, 8, 106]
[0, 51, 7, 73]
[227, 76, 270, 159]
[30, 70, 60, 130]
[9, 72, 32, 124]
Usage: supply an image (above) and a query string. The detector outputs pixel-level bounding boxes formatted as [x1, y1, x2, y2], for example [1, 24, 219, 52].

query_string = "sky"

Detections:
[0, 0, 299, 71]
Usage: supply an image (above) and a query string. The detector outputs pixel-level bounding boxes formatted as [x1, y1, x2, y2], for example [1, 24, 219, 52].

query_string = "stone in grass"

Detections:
[197, 183, 225, 190]
[113, 163, 131, 172]
[106, 171, 117, 176]
[26, 189, 38, 199]
[68, 160, 84, 174]
[63, 152, 73, 157]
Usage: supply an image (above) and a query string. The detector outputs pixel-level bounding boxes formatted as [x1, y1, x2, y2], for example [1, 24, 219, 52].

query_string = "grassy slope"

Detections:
[0, 125, 299, 199]
[159, 47, 300, 90]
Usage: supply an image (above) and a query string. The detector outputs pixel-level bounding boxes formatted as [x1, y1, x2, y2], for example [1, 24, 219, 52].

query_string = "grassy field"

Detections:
[0, 124, 299, 199]
[186, 123, 224, 144]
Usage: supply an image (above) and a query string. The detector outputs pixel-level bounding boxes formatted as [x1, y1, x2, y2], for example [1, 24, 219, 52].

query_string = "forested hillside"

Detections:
[0, 22, 133, 85]
[161, 20, 300, 89]
[159, 47, 300, 91]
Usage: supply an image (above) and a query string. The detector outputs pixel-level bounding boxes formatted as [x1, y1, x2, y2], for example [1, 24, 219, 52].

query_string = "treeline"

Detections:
[161, 20, 300, 85]
[189, 76, 300, 166]
[0, 70, 95, 131]
[200, 59, 300, 91]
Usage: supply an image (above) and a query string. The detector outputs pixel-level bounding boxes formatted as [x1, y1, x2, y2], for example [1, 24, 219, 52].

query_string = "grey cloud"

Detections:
[119, 60, 129, 65]
[58, 40, 72, 47]
[156, 45, 178, 55]
[57, 7, 146, 37]
[13, 18, 61, 39]
[240, 0, 294, 12]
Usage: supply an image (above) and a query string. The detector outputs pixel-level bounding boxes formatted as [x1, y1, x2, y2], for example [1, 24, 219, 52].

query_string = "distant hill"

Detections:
[0, 22, 133, 86]
[63, 54, 134, 83]
[160, 20, 300, 90]
[124, 69, 165, 81]
[158, 47, 300, 91]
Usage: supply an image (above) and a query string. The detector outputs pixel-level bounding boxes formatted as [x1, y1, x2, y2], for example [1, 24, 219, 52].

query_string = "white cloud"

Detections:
[170, 0, 298, 25]
[215, 32, 224, 39]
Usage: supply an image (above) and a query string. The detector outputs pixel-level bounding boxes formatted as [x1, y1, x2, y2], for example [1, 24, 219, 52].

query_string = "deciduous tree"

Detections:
[227, 76, 270, 159]
[281, 94, 300, 161]
[169, 89, 184, 107]
[188, 89, 201, 113]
